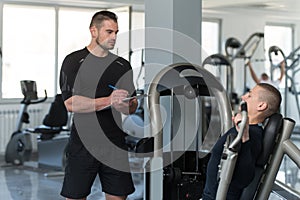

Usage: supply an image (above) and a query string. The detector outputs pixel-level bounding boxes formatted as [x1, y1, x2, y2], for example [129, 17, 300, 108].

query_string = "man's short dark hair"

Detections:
[89, 11, 118, 28]
[258, 83, 282, 116]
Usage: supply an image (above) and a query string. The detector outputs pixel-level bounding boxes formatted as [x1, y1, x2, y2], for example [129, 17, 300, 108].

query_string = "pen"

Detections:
[108, 84, 118, 90]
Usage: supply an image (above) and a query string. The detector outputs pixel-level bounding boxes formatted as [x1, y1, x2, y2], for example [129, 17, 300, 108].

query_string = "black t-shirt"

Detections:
[60, 47, 135, 144]
[203, 124, 263, 200]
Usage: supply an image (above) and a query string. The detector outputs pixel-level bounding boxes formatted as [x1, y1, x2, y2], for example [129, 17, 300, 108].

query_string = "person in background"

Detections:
[202, 83, 282, 200]
[59, 11, 138, 200]
[246, 60, 285, 89]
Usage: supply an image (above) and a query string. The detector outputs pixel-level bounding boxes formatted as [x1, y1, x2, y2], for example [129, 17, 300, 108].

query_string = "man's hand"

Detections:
[110, 89, 137, 114]
[232, 113, 250, 143]
[110, 89, 128, 110]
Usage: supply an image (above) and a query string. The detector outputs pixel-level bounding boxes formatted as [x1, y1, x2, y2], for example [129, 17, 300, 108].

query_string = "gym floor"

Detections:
[0, 153, 144, 200]
[0, 144, 299, 200]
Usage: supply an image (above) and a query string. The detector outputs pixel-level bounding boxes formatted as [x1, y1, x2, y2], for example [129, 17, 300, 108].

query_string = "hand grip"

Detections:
[240, 101, 247, 112]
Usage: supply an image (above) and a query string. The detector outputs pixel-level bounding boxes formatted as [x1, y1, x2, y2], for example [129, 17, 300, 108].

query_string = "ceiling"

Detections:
[4, 0, 300, 16]
[203, 0, 300, 15]
[5, 0, 144, 10]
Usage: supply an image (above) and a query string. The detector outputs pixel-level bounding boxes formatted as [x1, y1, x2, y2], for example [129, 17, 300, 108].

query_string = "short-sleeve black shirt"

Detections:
[59, 47, 136, 144]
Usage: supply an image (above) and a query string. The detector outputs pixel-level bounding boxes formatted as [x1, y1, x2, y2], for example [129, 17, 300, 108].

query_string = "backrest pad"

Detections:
[239, 113, 283, 200]
[256, 113, 283, 167]
[43, 94, 68, 127]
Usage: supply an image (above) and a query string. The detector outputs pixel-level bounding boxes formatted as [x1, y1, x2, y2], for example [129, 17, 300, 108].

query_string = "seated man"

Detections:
[202, 83, 282, 200]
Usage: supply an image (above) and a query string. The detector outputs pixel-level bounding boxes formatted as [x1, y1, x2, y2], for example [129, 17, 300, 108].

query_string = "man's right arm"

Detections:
[64, 88, 131, 113]
[64, 95, 110, 113]
[278, 61, 285, 82]
[246, 61, 260, 84]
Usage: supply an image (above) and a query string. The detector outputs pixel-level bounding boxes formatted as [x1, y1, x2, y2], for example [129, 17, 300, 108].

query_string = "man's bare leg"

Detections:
[65, 193, 126, 200]
[105, 193, 127, 200]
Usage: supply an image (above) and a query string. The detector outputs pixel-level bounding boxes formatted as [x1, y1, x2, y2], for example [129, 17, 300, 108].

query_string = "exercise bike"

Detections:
[5, 80, 47, 165]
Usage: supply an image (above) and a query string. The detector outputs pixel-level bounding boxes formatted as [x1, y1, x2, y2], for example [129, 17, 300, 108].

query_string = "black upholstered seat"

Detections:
[239, 113, 283, 200]
[29, 94, 69, 140]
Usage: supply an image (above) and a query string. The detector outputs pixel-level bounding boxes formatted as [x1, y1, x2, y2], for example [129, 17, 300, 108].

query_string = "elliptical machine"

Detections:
[5, 80, 47, 165]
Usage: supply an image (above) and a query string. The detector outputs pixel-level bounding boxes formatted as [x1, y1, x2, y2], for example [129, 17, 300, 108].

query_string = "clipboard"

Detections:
[98, 94, 148, 111]
[122, 94, 148, 102]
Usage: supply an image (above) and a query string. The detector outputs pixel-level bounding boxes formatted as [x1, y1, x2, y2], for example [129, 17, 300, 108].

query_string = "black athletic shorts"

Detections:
[60, 140, 135, 199]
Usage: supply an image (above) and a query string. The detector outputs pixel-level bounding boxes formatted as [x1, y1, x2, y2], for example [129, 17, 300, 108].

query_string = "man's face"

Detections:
[241, 85, 263, 115]
[95, 19, 119, 50]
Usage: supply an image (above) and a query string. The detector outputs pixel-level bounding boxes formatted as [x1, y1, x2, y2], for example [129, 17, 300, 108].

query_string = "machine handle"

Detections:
[240, 101, 247, 112]
[216, 101, 248, 200]
[229, 101, 248, 150]
[23, 90, 48, 105]
[33, 90, 48, 104]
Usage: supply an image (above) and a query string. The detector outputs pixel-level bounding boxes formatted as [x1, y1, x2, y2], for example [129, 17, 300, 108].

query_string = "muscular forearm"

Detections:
[65, 89, 138, 114]
[64, 95, 110, 113]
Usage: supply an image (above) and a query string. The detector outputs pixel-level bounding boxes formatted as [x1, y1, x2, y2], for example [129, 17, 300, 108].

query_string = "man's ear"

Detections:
[258, 101, 268, 111]
[90, 26, 97, 38]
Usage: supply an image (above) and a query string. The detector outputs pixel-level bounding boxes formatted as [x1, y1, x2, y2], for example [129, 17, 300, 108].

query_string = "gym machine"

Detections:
[225, 32, 264, 63]
[5, 80, 70, 170]
[5, 80, 47, 165]
[140, 63, 299, 200]
[144, 63, 232, 199]
[224, 32, 265, 93]
[202, 54, 238, 108]
[269, 45, 300, 120]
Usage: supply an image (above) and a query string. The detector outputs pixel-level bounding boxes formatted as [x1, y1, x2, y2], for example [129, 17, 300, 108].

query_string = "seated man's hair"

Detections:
[258, 83, 282, 116]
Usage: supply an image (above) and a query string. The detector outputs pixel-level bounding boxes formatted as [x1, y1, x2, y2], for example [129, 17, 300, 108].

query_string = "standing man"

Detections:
[59, 11, 138, 200]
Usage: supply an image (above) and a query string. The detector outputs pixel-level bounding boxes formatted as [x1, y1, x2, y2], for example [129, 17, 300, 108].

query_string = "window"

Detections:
[2, 7, 217, 98]
[264, 24, 294, 110]
[264, 24, 293, 107]
[201, 19, 222, 79]
[265, 23, 300, 192]
[2, 4, 132, 100]
[264, 24, 293, 85]
[57, 8, 98, 91]
[201, 19, 221, 60]
[130, 12, 145, 90]
[265, 24, 293, 58]
[2, 4, 55, 98]
[57, 6, 132, 89]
